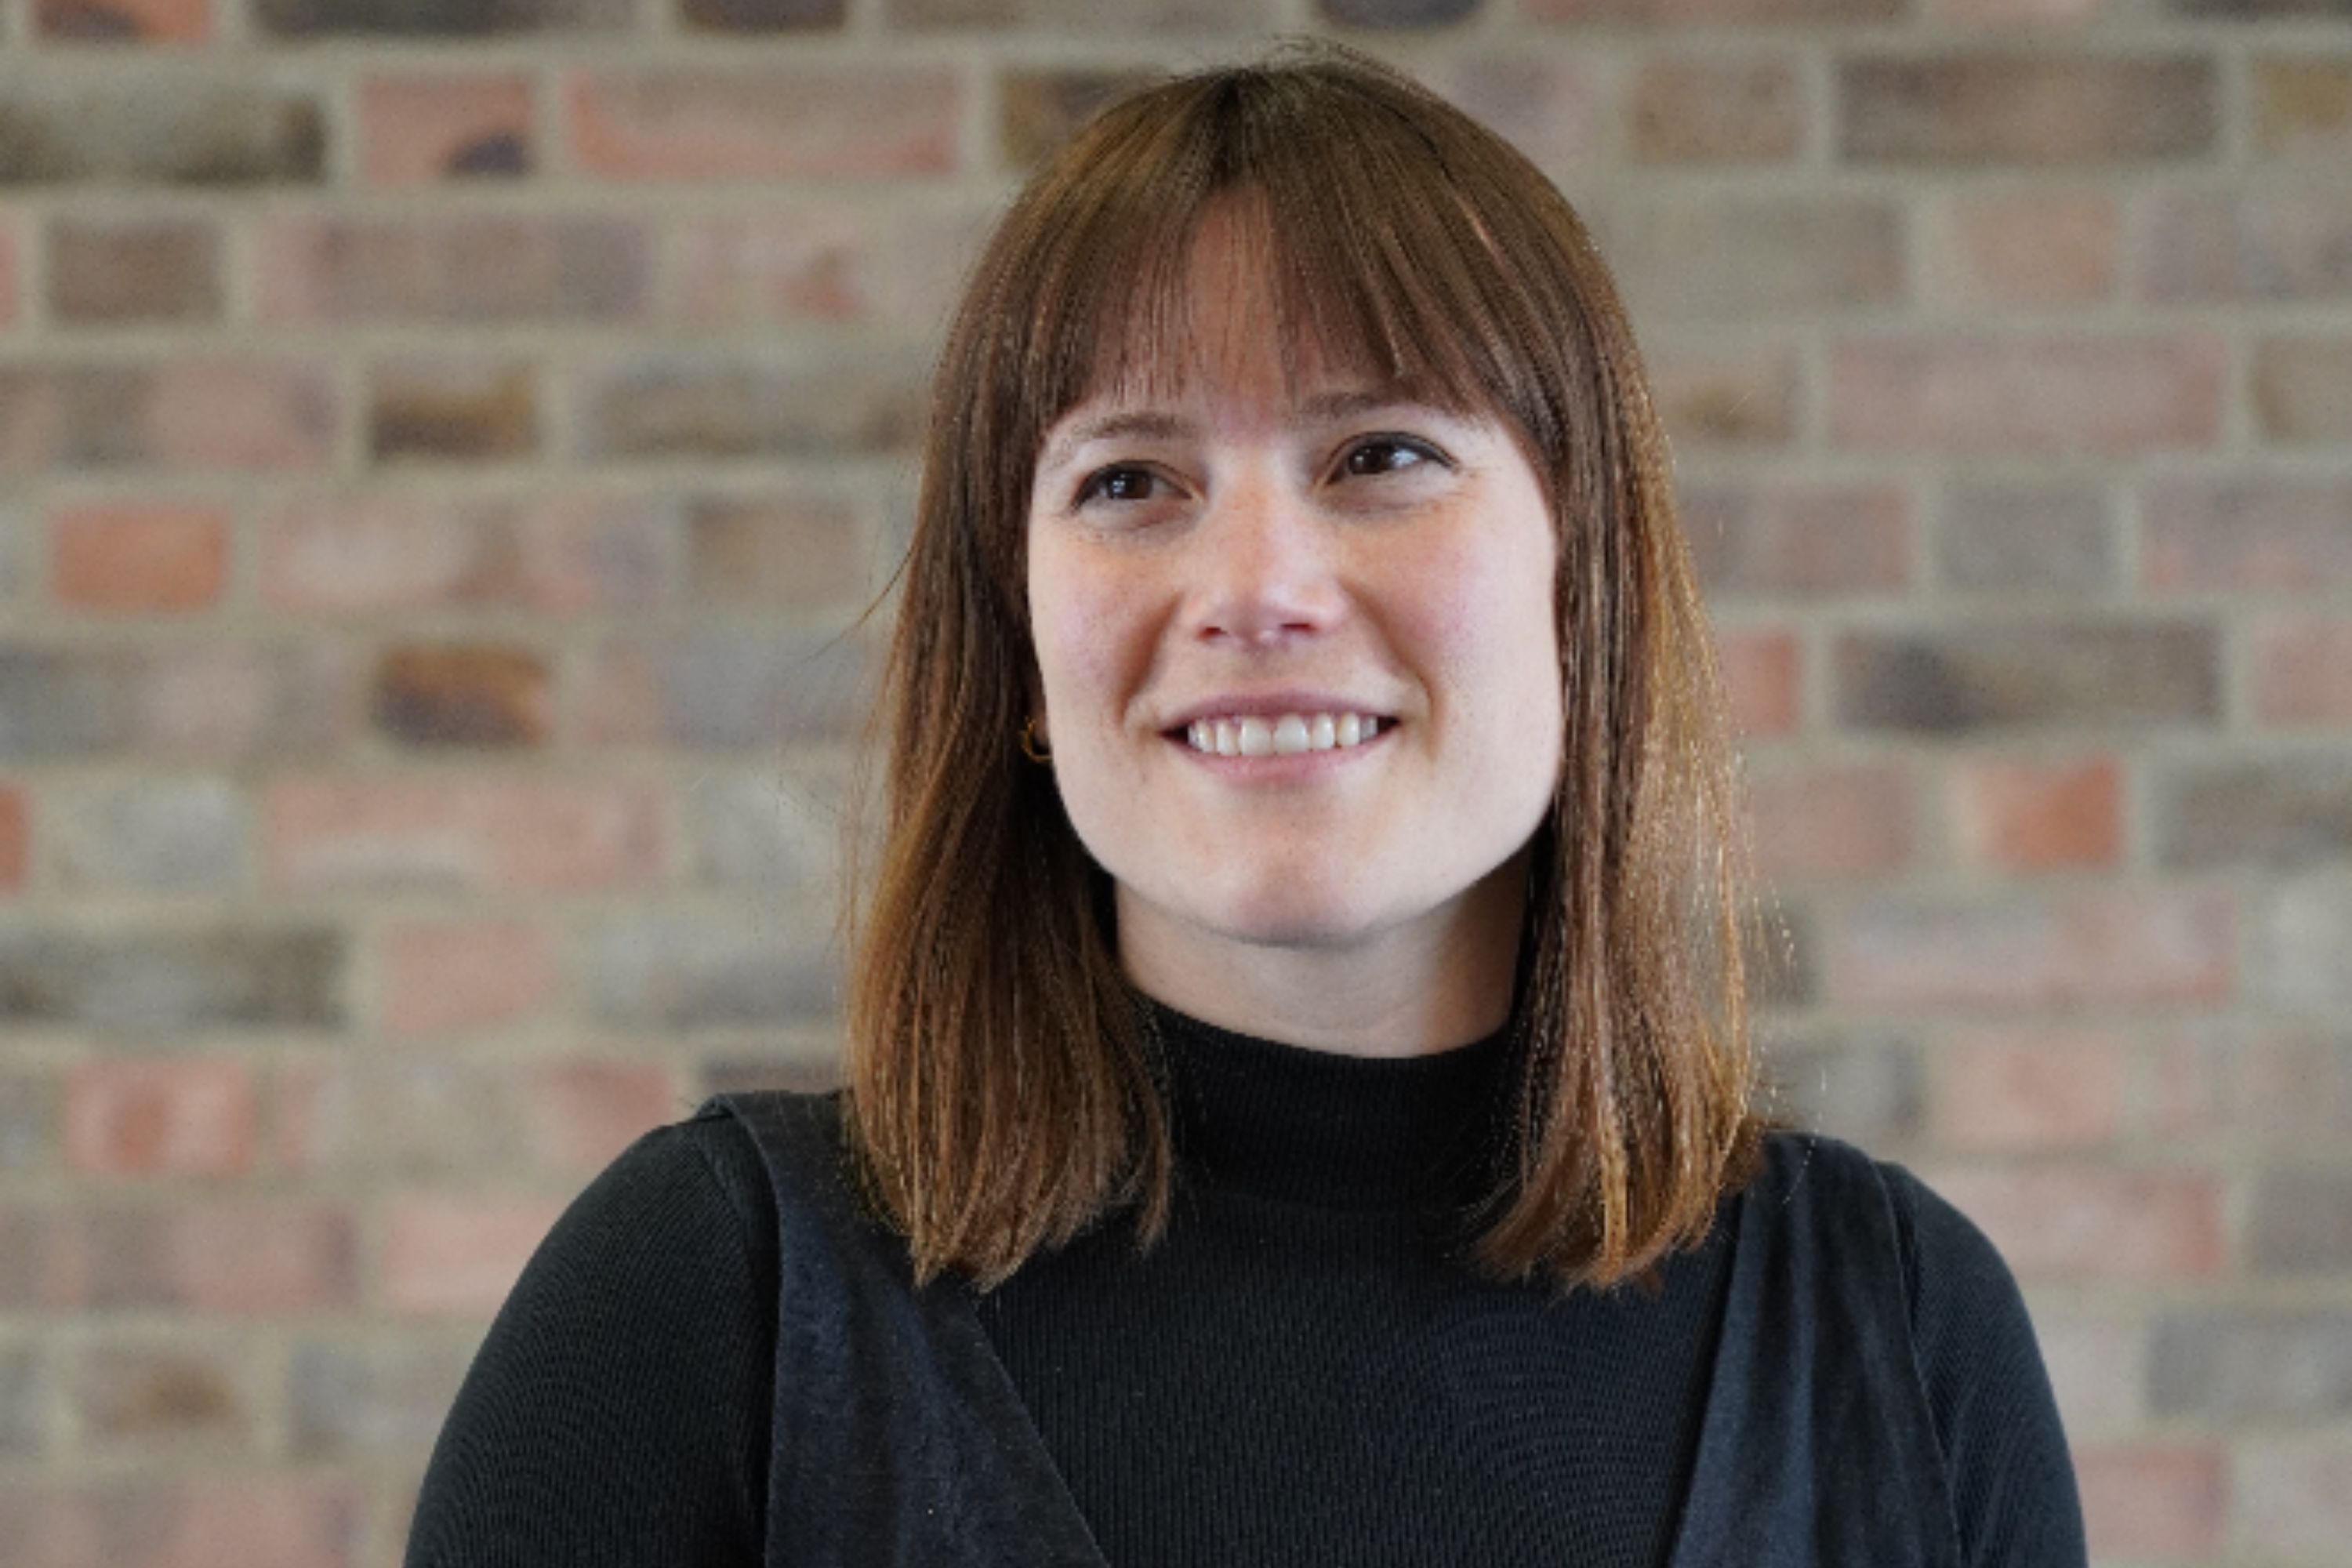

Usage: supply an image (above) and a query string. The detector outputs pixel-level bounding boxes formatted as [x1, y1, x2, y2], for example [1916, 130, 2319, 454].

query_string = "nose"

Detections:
[1183, 467, 1345, 652]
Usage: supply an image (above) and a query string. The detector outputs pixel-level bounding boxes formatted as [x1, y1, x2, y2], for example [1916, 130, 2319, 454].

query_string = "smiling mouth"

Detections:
[1173, 713, 1390, 757]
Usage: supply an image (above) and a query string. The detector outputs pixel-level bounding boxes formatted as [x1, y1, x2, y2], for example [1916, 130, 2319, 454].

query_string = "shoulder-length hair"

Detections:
[845, 43, 1764, 1292]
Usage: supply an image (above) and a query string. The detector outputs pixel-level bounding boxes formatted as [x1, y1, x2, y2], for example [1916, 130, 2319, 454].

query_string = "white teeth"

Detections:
[1179, 711, 1385, 757]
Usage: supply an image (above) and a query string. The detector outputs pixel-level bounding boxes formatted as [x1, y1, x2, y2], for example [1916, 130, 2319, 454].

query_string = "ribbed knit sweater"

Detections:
[403, 1002, 2085, 1566]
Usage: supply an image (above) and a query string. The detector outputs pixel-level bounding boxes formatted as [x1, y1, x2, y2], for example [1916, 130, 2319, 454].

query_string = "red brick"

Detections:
[1530, 0, 1894, 18]
[1936, 1030, 2128, 1152]
[1749, 760, 1914, 883]
[1938, 193, 2119, 305]
[2075, 1444, 2225, 1560]
[1683, 483, 1909, 597]
[0, 789, 27, 892]
[254, 216, 648, 325]
[368, 358, 537, 462]
[1630, 60, 1801, 163]
[377, 918, 558, 1038]
[34, 0, 212, 42]
[47, 220, 220, 324]
[1948, 754, 2122, 873]
[263, 774, 666, 895]
[1824, 891, 2234, 1010]
[673, 205, 983, 326]
[256, 495, 667, 615]
[358, 71, 533, 187]
[2256, 619, 2352, 728]
[49, 503, 227, 614]
[380, 1194, 564, 1316]
[567, 69, 962, 180]
[0, 361, 336, 474]
[1647, 339, 1798, 446]
[63, 1060, 256, 1178]
[1719, 626, 1802, 737]
[2232, 1439, 2352, 1559]
[2255, 336, 2352, 442]
[39, 1201, 357, 1313]
[0, 1479, 360, 1568]
[2256, 58, 2352, 160]
[1840, 56, 2214, 165]
[1931, 1167, 2226, 1282]
[1830, 336, 2224, 452]
[2143, 477, 2352, 590]
[522, 1060, 677, 1172]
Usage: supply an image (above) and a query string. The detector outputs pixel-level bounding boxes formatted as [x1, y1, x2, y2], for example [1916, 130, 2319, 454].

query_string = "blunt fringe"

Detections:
[845, 42, 1766, 1293]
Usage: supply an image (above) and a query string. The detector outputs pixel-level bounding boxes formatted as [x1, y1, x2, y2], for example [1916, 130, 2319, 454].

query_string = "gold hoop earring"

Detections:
[1018, 717, 1052, 764]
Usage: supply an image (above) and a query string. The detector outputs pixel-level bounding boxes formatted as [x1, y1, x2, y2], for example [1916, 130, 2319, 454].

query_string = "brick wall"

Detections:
[0, 2, 2345, 1563]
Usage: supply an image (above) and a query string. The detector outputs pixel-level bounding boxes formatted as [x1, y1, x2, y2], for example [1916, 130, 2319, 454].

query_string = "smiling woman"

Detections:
[405, 44, 2087, 1568]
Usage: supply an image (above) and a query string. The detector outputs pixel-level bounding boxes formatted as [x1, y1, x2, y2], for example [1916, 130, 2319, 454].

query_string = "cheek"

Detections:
[1028, 549, 1147, 724]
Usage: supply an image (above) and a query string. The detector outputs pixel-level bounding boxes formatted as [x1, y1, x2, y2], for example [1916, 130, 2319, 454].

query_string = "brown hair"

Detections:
[845, 43, 1764, 1291]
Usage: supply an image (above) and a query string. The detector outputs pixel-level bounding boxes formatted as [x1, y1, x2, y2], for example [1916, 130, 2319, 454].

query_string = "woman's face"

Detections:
[1023, 209, 1565, 997]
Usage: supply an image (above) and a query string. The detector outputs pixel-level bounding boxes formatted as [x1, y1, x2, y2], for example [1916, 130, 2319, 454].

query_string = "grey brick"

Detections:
[2161, 756, 2352, 870]
[1937, 481, 2114, 593]
[2249, 1168, 2352, 1275]
[2153, 1312, 2352, 1417]
[52, 779, 247, 891]
[0, 1071, 48, 1173]
[1761, 1031, 1926, 1146]
[1588, 197, 1904, 321]
[684, 770, 846, 893]
[2264, 881, 2352, 1013]
[0, 1344, 39, 1456]
[0, 78, 324, 185]
[580, 913, 839, 1029]
[579, 353, 924, 461]
[583, 633, 873, 750]
[255, 0, 631, 32]
[0, 926, 343, 1030]
[1835, 621, 2220, 733]
[290, 1338, 471, 1457]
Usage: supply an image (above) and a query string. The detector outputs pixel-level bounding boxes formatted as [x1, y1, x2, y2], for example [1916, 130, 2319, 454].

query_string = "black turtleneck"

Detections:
[403, 1000, 2082, 1566]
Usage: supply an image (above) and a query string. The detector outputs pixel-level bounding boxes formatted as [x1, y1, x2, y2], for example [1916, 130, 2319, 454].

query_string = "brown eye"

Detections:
[1340, 437, 1440, 478]
[1076, 465, 1164, 505]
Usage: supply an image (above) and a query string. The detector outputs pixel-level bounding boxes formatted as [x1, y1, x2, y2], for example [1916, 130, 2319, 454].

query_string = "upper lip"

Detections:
[1159, 691, 1399, 731]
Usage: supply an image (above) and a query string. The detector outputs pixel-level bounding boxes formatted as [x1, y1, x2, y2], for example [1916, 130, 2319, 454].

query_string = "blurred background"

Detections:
[0, 1, 2347, 1564]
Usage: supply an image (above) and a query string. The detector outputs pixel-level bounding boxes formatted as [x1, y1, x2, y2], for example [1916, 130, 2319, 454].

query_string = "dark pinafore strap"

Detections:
[1664, 1134, 1965, 1568]
[702, 1094, 1962, 1568]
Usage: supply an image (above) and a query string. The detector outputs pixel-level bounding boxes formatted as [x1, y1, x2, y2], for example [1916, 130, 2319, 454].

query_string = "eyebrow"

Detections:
[1037, 387, 1438, 474]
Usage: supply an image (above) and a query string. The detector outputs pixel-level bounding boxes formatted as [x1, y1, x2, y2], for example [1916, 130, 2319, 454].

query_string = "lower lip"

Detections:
[1164, 724, 1395, 779]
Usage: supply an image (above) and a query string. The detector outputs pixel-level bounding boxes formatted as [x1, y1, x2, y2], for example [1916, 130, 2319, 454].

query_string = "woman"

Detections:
[405, 47, 2085, 1568]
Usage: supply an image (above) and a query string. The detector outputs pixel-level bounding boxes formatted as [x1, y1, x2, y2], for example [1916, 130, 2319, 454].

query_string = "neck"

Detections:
[1116, 852, 1526, 1058]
